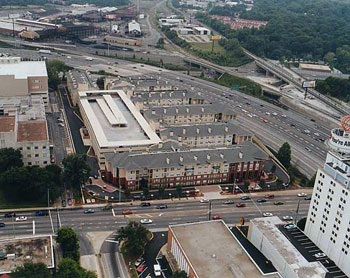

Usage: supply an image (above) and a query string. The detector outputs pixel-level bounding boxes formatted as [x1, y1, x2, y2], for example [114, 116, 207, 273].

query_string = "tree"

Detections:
[57, 227, 80, 262]
[176, 184, 182, 198]
[142, 186, 149, 198]
[156, 38, 164, 49]
[158, 186, 165, 199]
[12, 262, 51, 278]
[46, 60, 68, 89]
[115, 221, 150, 257]
[172, 271, 188, 278]
[63, 154, 90, 190]
[0, 148, 23, 172]
[297, 217, 307, 231]
[259, 179, 266, 187]
[277, 142, 291, 169]
[124, 188, 131, 199]
[57, 258, 81, 278]
[96, 77, 105, 90]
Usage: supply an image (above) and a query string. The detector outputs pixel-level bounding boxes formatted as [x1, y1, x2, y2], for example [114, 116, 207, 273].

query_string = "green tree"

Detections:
[12, 262, 51, 278]
[158, 186, 165, 199]
[96, 77, 105, 90]
[172, 271, 188, 278]
[176, 184, 182, 198]
[46, 60, 68, 89]
[297, 217, 307, 231]
[142, 186, 150, 198]
[57, 227, 80, 262]
[277, 142, 291, 169]
[63, 154, 90, 190]
[57, 258, 97, 278]
[0, 148, 23, 172]
[259, 179, 266, 187]
[115, 221, 150, 257]
[124, 188, 131, 199]
[156, 38, 165, 49]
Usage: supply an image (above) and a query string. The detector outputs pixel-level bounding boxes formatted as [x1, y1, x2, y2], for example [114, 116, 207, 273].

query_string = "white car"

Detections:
[15, 216, 27, 222]
[135, 257, 143, 267]
[282, 216, 294, 221]
[314, 252, 326, 258]
[200, 198, 209, 203]
[284, 224, 297, 230]
[263, 212, 273, 217]
[265, 112, 271, 115]
[281, 114, 287, 118]
[297, 193, 307, 197]
[272, 112, 278, 116]
[140, 219, 153, 224]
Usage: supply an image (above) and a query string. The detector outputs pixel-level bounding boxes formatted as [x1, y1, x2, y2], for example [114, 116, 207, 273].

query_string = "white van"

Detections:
[154, 264, 161, 277]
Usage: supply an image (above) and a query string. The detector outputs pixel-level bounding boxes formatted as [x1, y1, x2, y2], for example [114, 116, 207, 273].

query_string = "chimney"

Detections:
[208, 127, 212, 134]
[207, 154, 211, 161]
[170, 131, 174, 136]
[196, 128, 200, 134]
[166, 157, 170, 164]
[239, 151, 243, 159]
[183, 128, 186, 135]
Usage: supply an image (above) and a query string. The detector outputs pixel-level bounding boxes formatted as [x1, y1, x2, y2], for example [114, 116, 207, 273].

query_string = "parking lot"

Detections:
[279, 226, 347, 278]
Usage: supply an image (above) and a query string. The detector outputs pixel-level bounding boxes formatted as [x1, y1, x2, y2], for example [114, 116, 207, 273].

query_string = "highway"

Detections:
[0, 192, 311, 238]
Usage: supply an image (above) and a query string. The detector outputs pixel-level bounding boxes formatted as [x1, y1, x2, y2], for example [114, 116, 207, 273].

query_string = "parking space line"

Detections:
[308, 249, 321, 253]
[112, 209, 115, 217]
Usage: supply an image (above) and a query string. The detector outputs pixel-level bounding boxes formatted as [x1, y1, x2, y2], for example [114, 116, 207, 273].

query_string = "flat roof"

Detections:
[299, 63, 331, 71]
[0, 58, 47, 79]
[79, 90, 161, 148]
[250, 217, 327, 278]
[170, 221, 267, 278]
[0, 235, 54, 274]
[17, 121, 48, 142]
[0, 116, 15, 133]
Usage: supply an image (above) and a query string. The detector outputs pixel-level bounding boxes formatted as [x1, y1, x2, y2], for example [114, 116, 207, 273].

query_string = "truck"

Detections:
[154, 264, 161, 277]
[39, 49, 51, 54]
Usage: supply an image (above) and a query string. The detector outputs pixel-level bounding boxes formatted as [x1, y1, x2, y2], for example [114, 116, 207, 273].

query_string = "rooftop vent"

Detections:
[152, 110, 156, 115]
[196, 128, 200, 134]
[166, 157, 170, 164]
[239, 151, 243, 159]
[183, 128, 186, 135]
[225, 126, 228, 132]
[180, 156, 184, 162]
[207, 154, 211, 161]
[208, 127, 212, 134]
[186, 107, 189, 113]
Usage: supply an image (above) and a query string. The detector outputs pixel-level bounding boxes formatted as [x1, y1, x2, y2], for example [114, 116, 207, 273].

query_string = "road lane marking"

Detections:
[112, 209, 115, 217]
[33, 221, 35, 235]
[106, 239, 119, 243]
[49, 210, 54, 234]
[57, 210, 62, 228]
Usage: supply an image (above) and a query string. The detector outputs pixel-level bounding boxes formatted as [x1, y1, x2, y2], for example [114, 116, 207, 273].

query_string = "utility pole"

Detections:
[295, 199, 301, 224]
[208, 200, 212, 220]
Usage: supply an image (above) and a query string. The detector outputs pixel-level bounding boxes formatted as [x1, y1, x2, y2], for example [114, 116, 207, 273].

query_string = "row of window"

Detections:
[20, 145, 47, 150]
[27, 161, 47, 166]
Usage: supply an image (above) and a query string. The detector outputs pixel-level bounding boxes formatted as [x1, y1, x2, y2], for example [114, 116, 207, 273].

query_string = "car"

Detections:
[305, 147, 311, 152]
[212, 215, 223, 220]
[122, 209, 132, 215]
[281, 114, 287, 118]
[272, 112, 278, 116]
[262, 119, 268, 123]
[303, 129, 310, 134]
[236, 203, 246, 207]
[284, 224, 297, 231]
[298, 193, 307, 197]
[200, 198, 209, 203]
[314, 252, 326, 259]
[265, 194, 275, 199]
[102, 205, 113, 210]
[35, 210, 48, 216]
[154, 264, 162, 277]
[0, 223, 5, 228]
[282, 216, 294, 221]
[223, 200, 235, 205]
[136, 264, 146, 273]
[274, 201, 284, 205]
[156, 204, 168, 209]
[62, 200, 66, 207]
[84, 209, 95, 214]
[57, 118, 64, 122]
[265, 112, 270, 115]
[135, 257, 143, 267]
[68, 199, 73, 206]
[263, 212, 273, 217]
[310, 119, 316, 122]
[304, 196, 312, 200]
[140, 202, 151, 207]
[4, 213, 16, 218]
[240, 196, 251, 200]
[140, 218, 153, 224]
[93, 174, 98, 179]
[15, 216, 28, 222]
[257, 198, 267, 203]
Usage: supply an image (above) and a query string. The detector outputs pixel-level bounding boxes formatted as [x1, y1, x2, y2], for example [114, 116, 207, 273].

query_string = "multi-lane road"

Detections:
[0, 191, 311, 238]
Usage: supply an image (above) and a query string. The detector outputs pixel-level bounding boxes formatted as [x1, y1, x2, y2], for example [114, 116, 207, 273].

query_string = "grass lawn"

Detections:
[191, 42, 225, 54]
[0, 190, 46, 209]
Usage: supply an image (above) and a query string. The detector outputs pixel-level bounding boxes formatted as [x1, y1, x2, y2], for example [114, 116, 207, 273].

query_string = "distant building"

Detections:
[299, 63, 332, 73]
[166, 221, 280, 278]
[159, 18, 184, 26]
[131, 79, 173, 91]
[0, 96, 50, 167]
[193, 26, 211, 35]
[211, 15, 268, 30]
[104, 141, 267, 189]
[305, 151, 350, 277]
[81, 11, 104, 22]
[127, 20, 141, 37]
[248, 217, 327, 278]
[0, 57, 49, 106]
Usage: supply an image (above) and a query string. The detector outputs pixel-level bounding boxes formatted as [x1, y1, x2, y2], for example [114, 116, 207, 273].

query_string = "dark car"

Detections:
[140, 202, 151, 207]
[62, 200, 67, 207]
[0, 223, 5, 228]
[274, 201, 284, 205]
[240, 196, 251, 201]
[304, 196, 312, 200]
[35, 210, 49, 216]
[257, 198, 267, 203]
[4, 213, 16, 218]
[156, 204, 168, 209]
[236, 203, 246, 207]
[265, 194, 275, 199]
[102, 205, 113, 210]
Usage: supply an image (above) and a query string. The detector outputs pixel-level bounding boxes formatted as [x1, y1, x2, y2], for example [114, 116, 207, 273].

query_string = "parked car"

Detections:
[140, 218, 153, 224]
[284, 224, 297, 231]
[68, 199, 73, 206]
[140, 202, 151, 207]
[122, 209, 132, 215]
[282, 216, 293, 221]
[35, 210, 48, 216]
[4, 213, 16, 218]
[236, 203, 246, 207]
[212, 215, 223, 220]
[274, 201, 284, 205]
[223, 200, 235, 205]
[304, 196, 312, 200]
[257, 198, 267, 203]
[62, 200, 67, 207]
[200, 198, 209, 203]
[297, 193, 307, 197]
[84, 209, 95, 214]
[263, 212, 273, 217]
[265, 194, 275, 199]
[135, 257, 143, 267]
[136, 264, 146, 273]
[156, 204, 168, 209]
[0, 223, 5, 228]
[102, 205, 113, 211]
[314, 252, 326, 259]
[240, 196, 250, 200]
[15, 216, 28, 222]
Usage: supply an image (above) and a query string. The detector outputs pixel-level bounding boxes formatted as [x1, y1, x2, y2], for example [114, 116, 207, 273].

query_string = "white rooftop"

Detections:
[79, 90, 161, 148]
[0, 57, 47, 79]
[128, 20, 141, 32]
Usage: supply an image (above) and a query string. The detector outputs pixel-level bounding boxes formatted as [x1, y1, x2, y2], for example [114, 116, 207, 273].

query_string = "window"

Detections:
[27, 146, 30, 150]
[34, 146, 38, 150]
[35, 154, 39, 157]
[43, 146, 46, 149]
[43, 161, 47, 164]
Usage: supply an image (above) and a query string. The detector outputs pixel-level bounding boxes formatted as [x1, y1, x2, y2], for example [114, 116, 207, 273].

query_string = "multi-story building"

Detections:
[305, 151, 350, 277]
[143, 104, 236, 130]
[0, 96, 50, 167]
[160, 122, 251, 147]
[104, 141, 267, 189]
[130, 78, 174, 92]
[66, 70, 96, 106]
[0, 57, 49, 106]
[131, 90, 205, 110]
